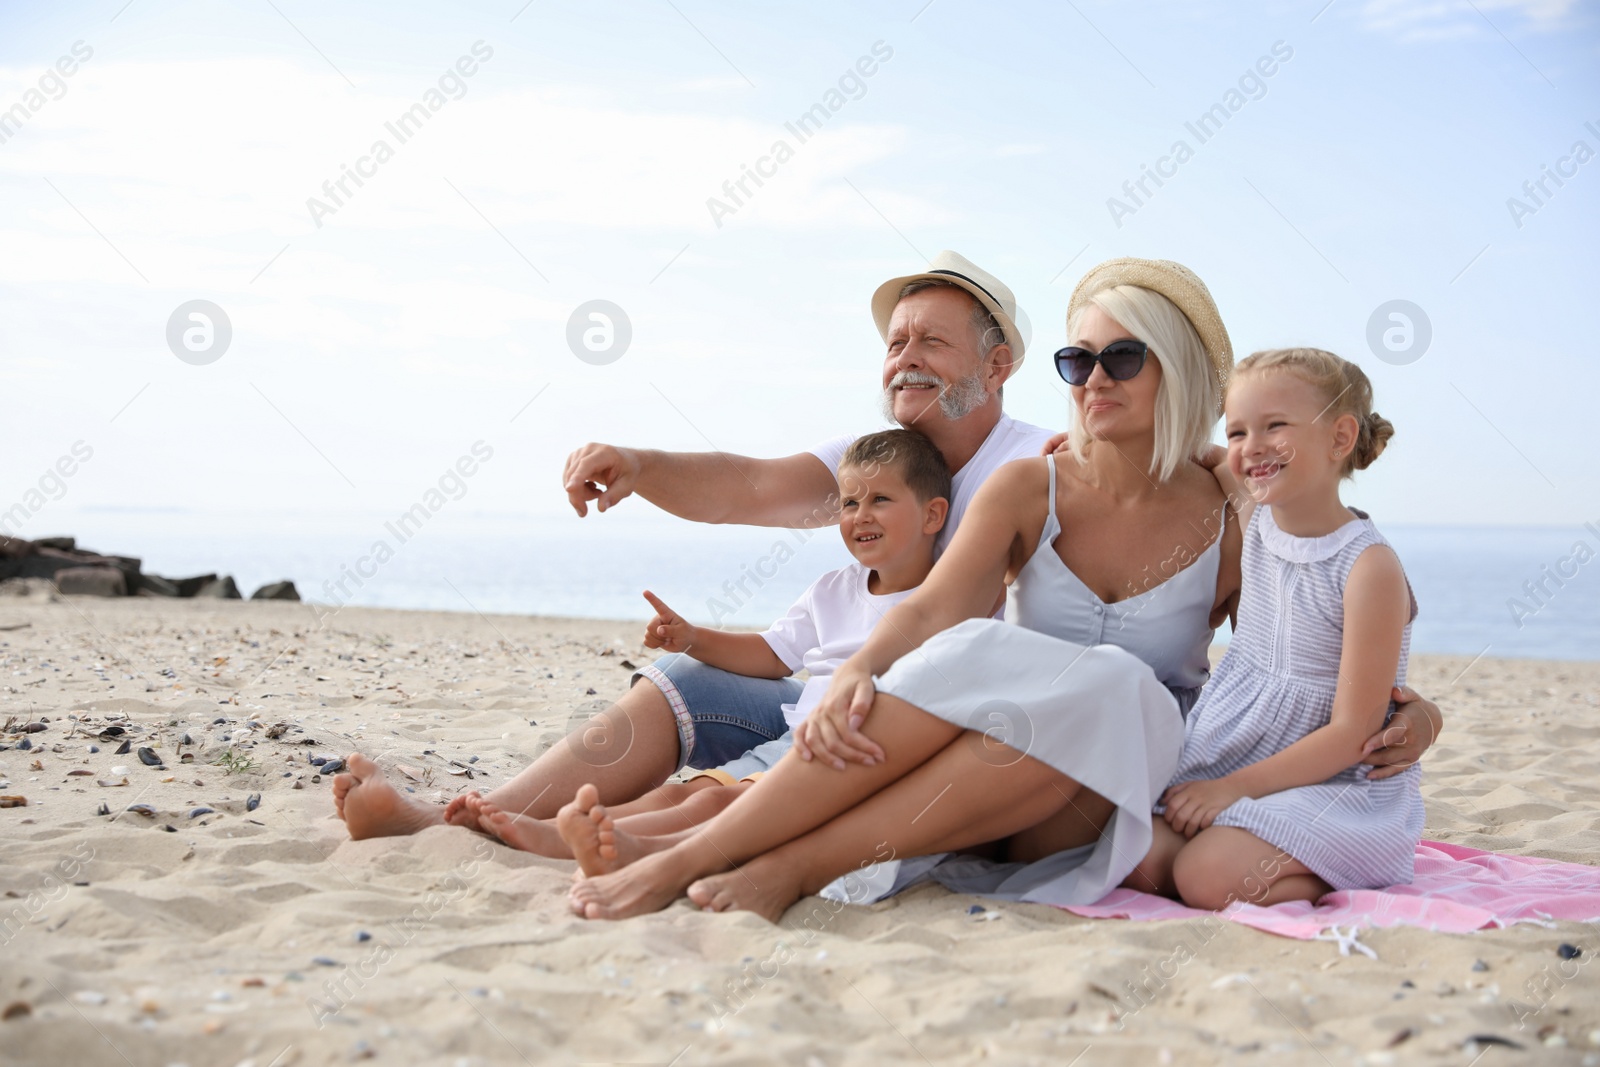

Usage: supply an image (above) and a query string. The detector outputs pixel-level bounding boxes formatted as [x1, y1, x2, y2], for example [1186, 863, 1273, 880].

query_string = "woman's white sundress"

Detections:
[823, 456, 1222, 907]
[1164, 505, 1424, 890]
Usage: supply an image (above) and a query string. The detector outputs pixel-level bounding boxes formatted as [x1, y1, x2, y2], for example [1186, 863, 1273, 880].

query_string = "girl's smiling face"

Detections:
[1225, 369, 1356, 506]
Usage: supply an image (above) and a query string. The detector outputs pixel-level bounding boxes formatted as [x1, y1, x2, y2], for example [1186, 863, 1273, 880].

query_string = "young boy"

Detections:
[466, 429, 951, 875]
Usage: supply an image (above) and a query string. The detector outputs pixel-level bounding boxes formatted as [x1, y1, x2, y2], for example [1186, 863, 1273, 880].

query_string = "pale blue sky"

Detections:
[2, 0, 1597, 542]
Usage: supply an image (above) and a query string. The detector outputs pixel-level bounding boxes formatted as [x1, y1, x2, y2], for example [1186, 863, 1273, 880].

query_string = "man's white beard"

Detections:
[881, 368, 988, 426]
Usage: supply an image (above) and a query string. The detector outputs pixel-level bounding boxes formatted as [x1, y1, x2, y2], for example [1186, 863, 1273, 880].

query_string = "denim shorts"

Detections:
[691, 730, 795, 785]
[633, 653, 800, 772]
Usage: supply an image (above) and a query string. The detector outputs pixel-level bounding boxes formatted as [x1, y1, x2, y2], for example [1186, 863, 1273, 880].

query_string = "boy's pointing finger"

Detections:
[641, 590, 674, 619]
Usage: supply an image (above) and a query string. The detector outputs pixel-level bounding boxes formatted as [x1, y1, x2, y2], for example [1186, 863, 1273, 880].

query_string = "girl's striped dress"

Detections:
[1166, 506, 1425, 890]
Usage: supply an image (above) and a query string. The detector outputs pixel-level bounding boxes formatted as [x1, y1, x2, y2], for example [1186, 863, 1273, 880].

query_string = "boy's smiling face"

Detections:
[835, 462, 945, 570]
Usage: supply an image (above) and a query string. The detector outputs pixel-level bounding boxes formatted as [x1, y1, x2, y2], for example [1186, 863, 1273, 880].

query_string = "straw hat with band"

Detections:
[871, 250, 1027, 368]
[1066, 257, 1232, 410]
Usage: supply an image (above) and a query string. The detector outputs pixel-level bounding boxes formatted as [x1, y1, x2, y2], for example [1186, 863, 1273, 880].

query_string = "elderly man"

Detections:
[332, 252, 1439, 841]
[564, 251, 1048, 544]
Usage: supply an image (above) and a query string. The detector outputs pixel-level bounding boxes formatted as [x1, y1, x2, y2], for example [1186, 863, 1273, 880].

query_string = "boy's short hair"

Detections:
[839, 429, 952, 506]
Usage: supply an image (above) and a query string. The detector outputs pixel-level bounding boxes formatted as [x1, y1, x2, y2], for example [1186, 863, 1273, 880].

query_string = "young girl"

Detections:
[1128, 347, 1423, 910]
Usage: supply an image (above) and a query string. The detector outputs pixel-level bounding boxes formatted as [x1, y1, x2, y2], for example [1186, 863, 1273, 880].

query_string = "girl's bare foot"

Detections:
[332, 753, 445, 840]
[686, 855, 804, 923]
[475, 800, 573, 858]
[566, 846, 709, 920]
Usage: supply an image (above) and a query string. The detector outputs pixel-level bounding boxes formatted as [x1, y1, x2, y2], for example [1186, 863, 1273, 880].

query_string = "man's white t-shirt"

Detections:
[809, 413, 1055, 554]
[761, 562, 915, 729]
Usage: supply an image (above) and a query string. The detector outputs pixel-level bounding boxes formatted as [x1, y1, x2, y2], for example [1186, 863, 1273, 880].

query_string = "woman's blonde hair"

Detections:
[1232, 347, 1394, 477]
[1065, 284, 1220, 482]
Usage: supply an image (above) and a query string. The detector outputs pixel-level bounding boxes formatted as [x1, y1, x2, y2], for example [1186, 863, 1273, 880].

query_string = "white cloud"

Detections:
[0, 55, 935, 246]
[1358, 0, 1581, 41]
[670, 76, 753, 93]
[0, 53, 946, 400]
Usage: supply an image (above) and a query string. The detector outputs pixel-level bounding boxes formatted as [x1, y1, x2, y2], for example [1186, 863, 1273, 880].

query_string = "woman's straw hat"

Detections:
[1067, 257, 1232, 405]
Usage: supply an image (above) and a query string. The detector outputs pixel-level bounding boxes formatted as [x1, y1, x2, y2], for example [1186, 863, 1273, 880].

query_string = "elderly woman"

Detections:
[567, 258, 1429, 921]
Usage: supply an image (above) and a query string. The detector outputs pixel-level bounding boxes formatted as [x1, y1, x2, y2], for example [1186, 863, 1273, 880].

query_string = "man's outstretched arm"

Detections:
[563, 443, 843, 528]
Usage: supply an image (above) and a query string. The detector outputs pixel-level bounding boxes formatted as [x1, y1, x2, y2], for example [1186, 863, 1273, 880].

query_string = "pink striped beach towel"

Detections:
[1064, 841, 1600, 949]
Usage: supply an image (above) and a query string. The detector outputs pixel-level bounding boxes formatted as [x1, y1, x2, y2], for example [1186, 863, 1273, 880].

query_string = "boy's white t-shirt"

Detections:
[761, 561, 915, 729]
[809, 413, 1054, 554]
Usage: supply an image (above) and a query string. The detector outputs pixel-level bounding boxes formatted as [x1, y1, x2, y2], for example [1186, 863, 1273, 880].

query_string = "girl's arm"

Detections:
[1164, 544, 1412, 836]
[795, 459, 1036, 768]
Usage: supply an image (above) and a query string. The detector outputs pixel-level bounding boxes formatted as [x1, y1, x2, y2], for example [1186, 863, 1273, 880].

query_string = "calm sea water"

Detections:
[40, 508, 1600, 662]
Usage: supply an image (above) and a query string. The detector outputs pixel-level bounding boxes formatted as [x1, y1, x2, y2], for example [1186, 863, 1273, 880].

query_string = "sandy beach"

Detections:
[1, 594, 1596, 1067]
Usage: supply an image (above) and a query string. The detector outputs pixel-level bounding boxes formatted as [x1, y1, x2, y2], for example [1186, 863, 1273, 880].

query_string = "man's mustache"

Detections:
[885, 370, 947, 391]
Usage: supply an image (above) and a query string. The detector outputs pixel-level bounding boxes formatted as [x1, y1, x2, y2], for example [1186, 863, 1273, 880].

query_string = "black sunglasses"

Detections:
[1053, 339, 1149, 386]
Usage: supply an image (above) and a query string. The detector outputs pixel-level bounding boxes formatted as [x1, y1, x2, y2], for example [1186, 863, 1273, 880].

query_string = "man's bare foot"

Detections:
[474, 800, 573, 858]
[567, 847, 709, 920]
[686, 855, 803, 923]
[332, 753, 446, 840]
[557, 784, 667, 876]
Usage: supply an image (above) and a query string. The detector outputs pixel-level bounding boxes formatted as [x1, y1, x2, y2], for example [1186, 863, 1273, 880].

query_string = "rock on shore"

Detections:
[0, 535, 295, 602]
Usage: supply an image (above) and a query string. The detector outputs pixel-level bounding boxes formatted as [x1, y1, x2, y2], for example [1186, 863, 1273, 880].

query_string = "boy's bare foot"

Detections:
[566, 846, 708, 920]
[686, 855, 803, 923]
[443, 791, 489, 832]
[332, 753, 445, 840]
[475, 800, 573, 858]
[558, 784, 666, 876]
[458, 792, 503, 834]
[558, 785, 616, 875]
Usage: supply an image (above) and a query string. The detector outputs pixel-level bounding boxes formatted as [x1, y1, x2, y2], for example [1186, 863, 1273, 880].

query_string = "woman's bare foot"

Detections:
[332, 753, 446, 840]
[474, 800, 572, 858]
[686, 855, 804, 923]
[557, 784, 668, 876]
[567, 845, 711, 920]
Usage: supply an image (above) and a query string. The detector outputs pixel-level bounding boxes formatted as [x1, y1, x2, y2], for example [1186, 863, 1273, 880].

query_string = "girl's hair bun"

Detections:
[1354, 411, 1394, 470]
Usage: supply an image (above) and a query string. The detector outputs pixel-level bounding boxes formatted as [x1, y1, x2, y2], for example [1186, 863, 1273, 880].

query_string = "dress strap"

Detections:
[1039, 456, 1062, 547]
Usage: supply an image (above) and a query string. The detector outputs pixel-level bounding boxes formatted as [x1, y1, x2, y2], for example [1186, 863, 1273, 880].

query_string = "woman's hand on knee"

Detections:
[796, 670, 884, 769]
[797, 715, 864, 771]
